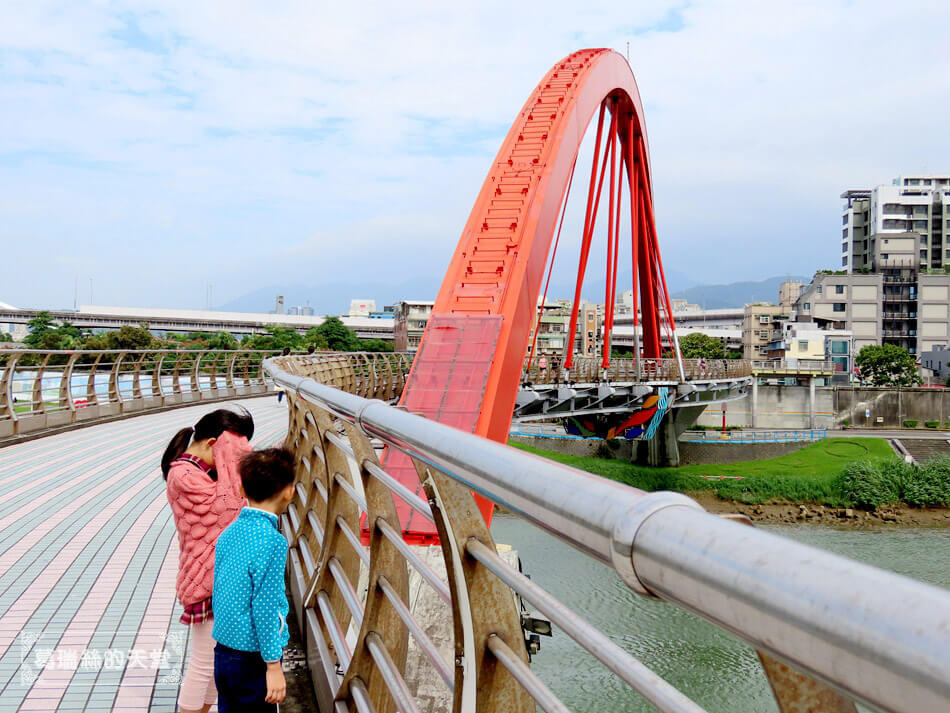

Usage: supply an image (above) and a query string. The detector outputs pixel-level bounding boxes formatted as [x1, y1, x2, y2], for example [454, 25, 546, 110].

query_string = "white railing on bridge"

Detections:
[750, 359, 838, 374]
[268, 353, 949, 713]
[524, 356, 752, 384]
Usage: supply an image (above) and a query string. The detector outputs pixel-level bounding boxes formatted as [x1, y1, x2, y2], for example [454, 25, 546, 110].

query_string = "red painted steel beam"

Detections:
[389, 49, 673, 541]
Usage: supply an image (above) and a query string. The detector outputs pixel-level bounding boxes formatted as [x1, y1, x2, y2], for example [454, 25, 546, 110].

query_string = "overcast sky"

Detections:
[3, 1, 949, 311]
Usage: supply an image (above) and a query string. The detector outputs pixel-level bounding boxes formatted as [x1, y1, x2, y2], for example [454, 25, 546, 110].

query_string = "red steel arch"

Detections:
[384, 49, 679, 542]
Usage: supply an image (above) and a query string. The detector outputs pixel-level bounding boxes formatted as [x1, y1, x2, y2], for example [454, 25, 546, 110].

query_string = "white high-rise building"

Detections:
[842, 175, 950, 272]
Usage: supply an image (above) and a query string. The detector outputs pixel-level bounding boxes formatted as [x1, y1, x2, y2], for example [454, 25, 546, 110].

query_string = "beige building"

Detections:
[795, 270, 950, 356]
[576, 301, 602, 358]
[393, 300, 434, 353]
[778, 281, 805, 310]
[526, 301, 572, 357]
[742, 303, 788, 360]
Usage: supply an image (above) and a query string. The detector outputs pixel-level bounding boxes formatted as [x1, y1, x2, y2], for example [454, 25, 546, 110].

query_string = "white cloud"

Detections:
[2, 1, 949, 310]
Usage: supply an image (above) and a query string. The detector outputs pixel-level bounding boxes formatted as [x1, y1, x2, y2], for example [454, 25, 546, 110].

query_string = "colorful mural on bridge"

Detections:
[563, 387, 671, 440]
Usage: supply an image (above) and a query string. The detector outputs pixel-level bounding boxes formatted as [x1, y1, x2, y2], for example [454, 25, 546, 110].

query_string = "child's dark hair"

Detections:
[239, 448, 295, 502]
[160, 407, 255, 480]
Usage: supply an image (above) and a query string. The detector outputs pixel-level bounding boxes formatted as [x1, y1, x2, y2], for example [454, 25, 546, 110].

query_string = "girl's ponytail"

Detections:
[161, 427, 194, 480]
[161, 406, 255, 481]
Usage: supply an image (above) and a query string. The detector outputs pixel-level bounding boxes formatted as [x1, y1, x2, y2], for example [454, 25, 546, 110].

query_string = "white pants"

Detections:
[178, 618, 217, 710]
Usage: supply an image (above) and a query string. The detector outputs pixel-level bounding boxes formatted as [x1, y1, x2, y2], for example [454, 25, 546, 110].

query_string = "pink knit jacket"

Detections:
[166, 431, 250, 607]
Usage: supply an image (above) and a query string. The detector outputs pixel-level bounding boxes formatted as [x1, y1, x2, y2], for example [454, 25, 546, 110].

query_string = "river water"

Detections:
[490, 514, 950, 713]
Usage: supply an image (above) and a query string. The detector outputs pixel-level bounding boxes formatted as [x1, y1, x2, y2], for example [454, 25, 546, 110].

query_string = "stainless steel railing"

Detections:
[268, 353, 950, 713]
[0, 348, 279, 441]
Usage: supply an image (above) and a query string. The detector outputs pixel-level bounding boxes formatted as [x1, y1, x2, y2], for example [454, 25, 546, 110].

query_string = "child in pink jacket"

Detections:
[162, 408, 254, 713]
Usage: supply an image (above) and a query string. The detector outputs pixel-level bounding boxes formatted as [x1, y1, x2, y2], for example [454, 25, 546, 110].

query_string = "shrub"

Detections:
[903, 456, 950, 507]
[834, 456, 950, 509]
[943, 422, 950, 430]
[925, 420, 940, 429]
[841, 418, 850, 428]
[903, 420, 919, 428]
[834, 459, 905, 509]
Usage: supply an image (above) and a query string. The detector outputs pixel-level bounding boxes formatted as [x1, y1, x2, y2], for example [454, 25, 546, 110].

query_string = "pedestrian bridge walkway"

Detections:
[0, 398, 287, 713]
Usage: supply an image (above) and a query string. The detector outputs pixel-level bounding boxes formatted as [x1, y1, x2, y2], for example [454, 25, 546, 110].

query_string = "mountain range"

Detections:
[218, 273, 809, 315]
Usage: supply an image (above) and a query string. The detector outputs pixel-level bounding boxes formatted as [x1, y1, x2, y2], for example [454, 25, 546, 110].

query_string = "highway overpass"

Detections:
[0, 303, 394, 341]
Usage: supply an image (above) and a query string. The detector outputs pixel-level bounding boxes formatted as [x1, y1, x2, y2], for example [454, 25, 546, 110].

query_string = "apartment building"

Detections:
[779, 281, 805, 310]
[742, 303, 788, 359]
[842, 175, 950, 272]
[794, 270, 950, 356]
[576, 301, 602, 358]
[525, 300, 572, 357]
[393, 300, 434, 353]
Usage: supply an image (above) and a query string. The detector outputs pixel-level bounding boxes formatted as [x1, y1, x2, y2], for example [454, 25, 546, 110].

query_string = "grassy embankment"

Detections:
[510, 438, 950, 509]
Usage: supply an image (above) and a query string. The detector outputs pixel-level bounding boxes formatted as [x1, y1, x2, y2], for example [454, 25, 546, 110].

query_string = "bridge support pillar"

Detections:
[634, 405, 707, 468]
[809, 376, 816, 429]
[751, 378, 758, 428]
[643, 413, 680, 467]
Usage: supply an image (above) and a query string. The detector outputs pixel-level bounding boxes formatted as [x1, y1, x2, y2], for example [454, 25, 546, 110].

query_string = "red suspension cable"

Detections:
[528, 156, 577, 369]
[564, 101, 614, 368]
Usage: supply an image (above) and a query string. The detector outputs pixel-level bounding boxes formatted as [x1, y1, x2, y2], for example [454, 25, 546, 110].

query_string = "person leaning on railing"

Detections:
[161, 408, 254, 713]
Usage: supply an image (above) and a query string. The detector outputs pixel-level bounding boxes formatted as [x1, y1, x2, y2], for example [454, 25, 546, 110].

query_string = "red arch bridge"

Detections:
[0, 49, 946, 713]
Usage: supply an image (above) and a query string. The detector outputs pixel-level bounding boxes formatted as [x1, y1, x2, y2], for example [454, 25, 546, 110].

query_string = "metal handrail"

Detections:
[0, 348, 281, 441]
[267, 355, 950, 713]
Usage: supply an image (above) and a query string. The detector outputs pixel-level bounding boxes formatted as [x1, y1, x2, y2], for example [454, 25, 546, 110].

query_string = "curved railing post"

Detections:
[131, 352, 147, 400]
[110, 351, 126, 409]
[31, 353, 52, 414]
[225, 352, 237, 394]
[416, 457, 535, 712]
[0, 352, 21, 434]
[60, 352, 80, 422]
[172, 352, 184, 397]
[191, 350, 202, 397]
[86, 354, 102, 407]
[152, 353, 165, 401]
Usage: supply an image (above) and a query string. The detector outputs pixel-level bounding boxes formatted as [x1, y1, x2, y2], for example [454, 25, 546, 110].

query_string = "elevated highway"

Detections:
[0, 304, 395, 341]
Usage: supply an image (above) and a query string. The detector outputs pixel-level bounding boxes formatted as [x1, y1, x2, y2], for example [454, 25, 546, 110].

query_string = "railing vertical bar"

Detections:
[365, 632, 422, 713]
[486, 634, 570, 713]
[317, 590, 352, 670]
[377, 576, 454, 689]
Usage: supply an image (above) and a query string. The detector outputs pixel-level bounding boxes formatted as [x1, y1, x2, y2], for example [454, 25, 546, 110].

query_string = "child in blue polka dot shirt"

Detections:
[213, 448, 295, 712]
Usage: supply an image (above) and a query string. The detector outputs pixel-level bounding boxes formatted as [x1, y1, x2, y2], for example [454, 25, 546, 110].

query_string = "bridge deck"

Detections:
[0, 399, 287, 713]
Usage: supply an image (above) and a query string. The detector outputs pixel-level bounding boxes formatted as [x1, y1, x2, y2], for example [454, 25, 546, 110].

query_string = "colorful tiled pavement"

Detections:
[0, 398, 288, 713]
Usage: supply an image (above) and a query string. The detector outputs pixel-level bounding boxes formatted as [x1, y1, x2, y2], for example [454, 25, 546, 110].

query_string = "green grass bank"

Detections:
[510, 437, 950, 509]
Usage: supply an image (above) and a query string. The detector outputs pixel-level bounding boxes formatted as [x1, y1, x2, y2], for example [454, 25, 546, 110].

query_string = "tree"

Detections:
[314, 317, 360, 352]
[855, 344, 920, 386]
[303, 327, 329, 351]
[679, 332, 725, 360]
[0, 332, 12, 342]
[105, 324, 156, 350]
[206, 331, 238, 350]
[358, 338, 394, 353]
[725, 349, 743, 360]
[242, 326, 303, 351]
[24, 311, 56, 347]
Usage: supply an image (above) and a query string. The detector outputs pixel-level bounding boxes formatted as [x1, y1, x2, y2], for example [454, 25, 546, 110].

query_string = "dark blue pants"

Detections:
[213, 643, 277, 713]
